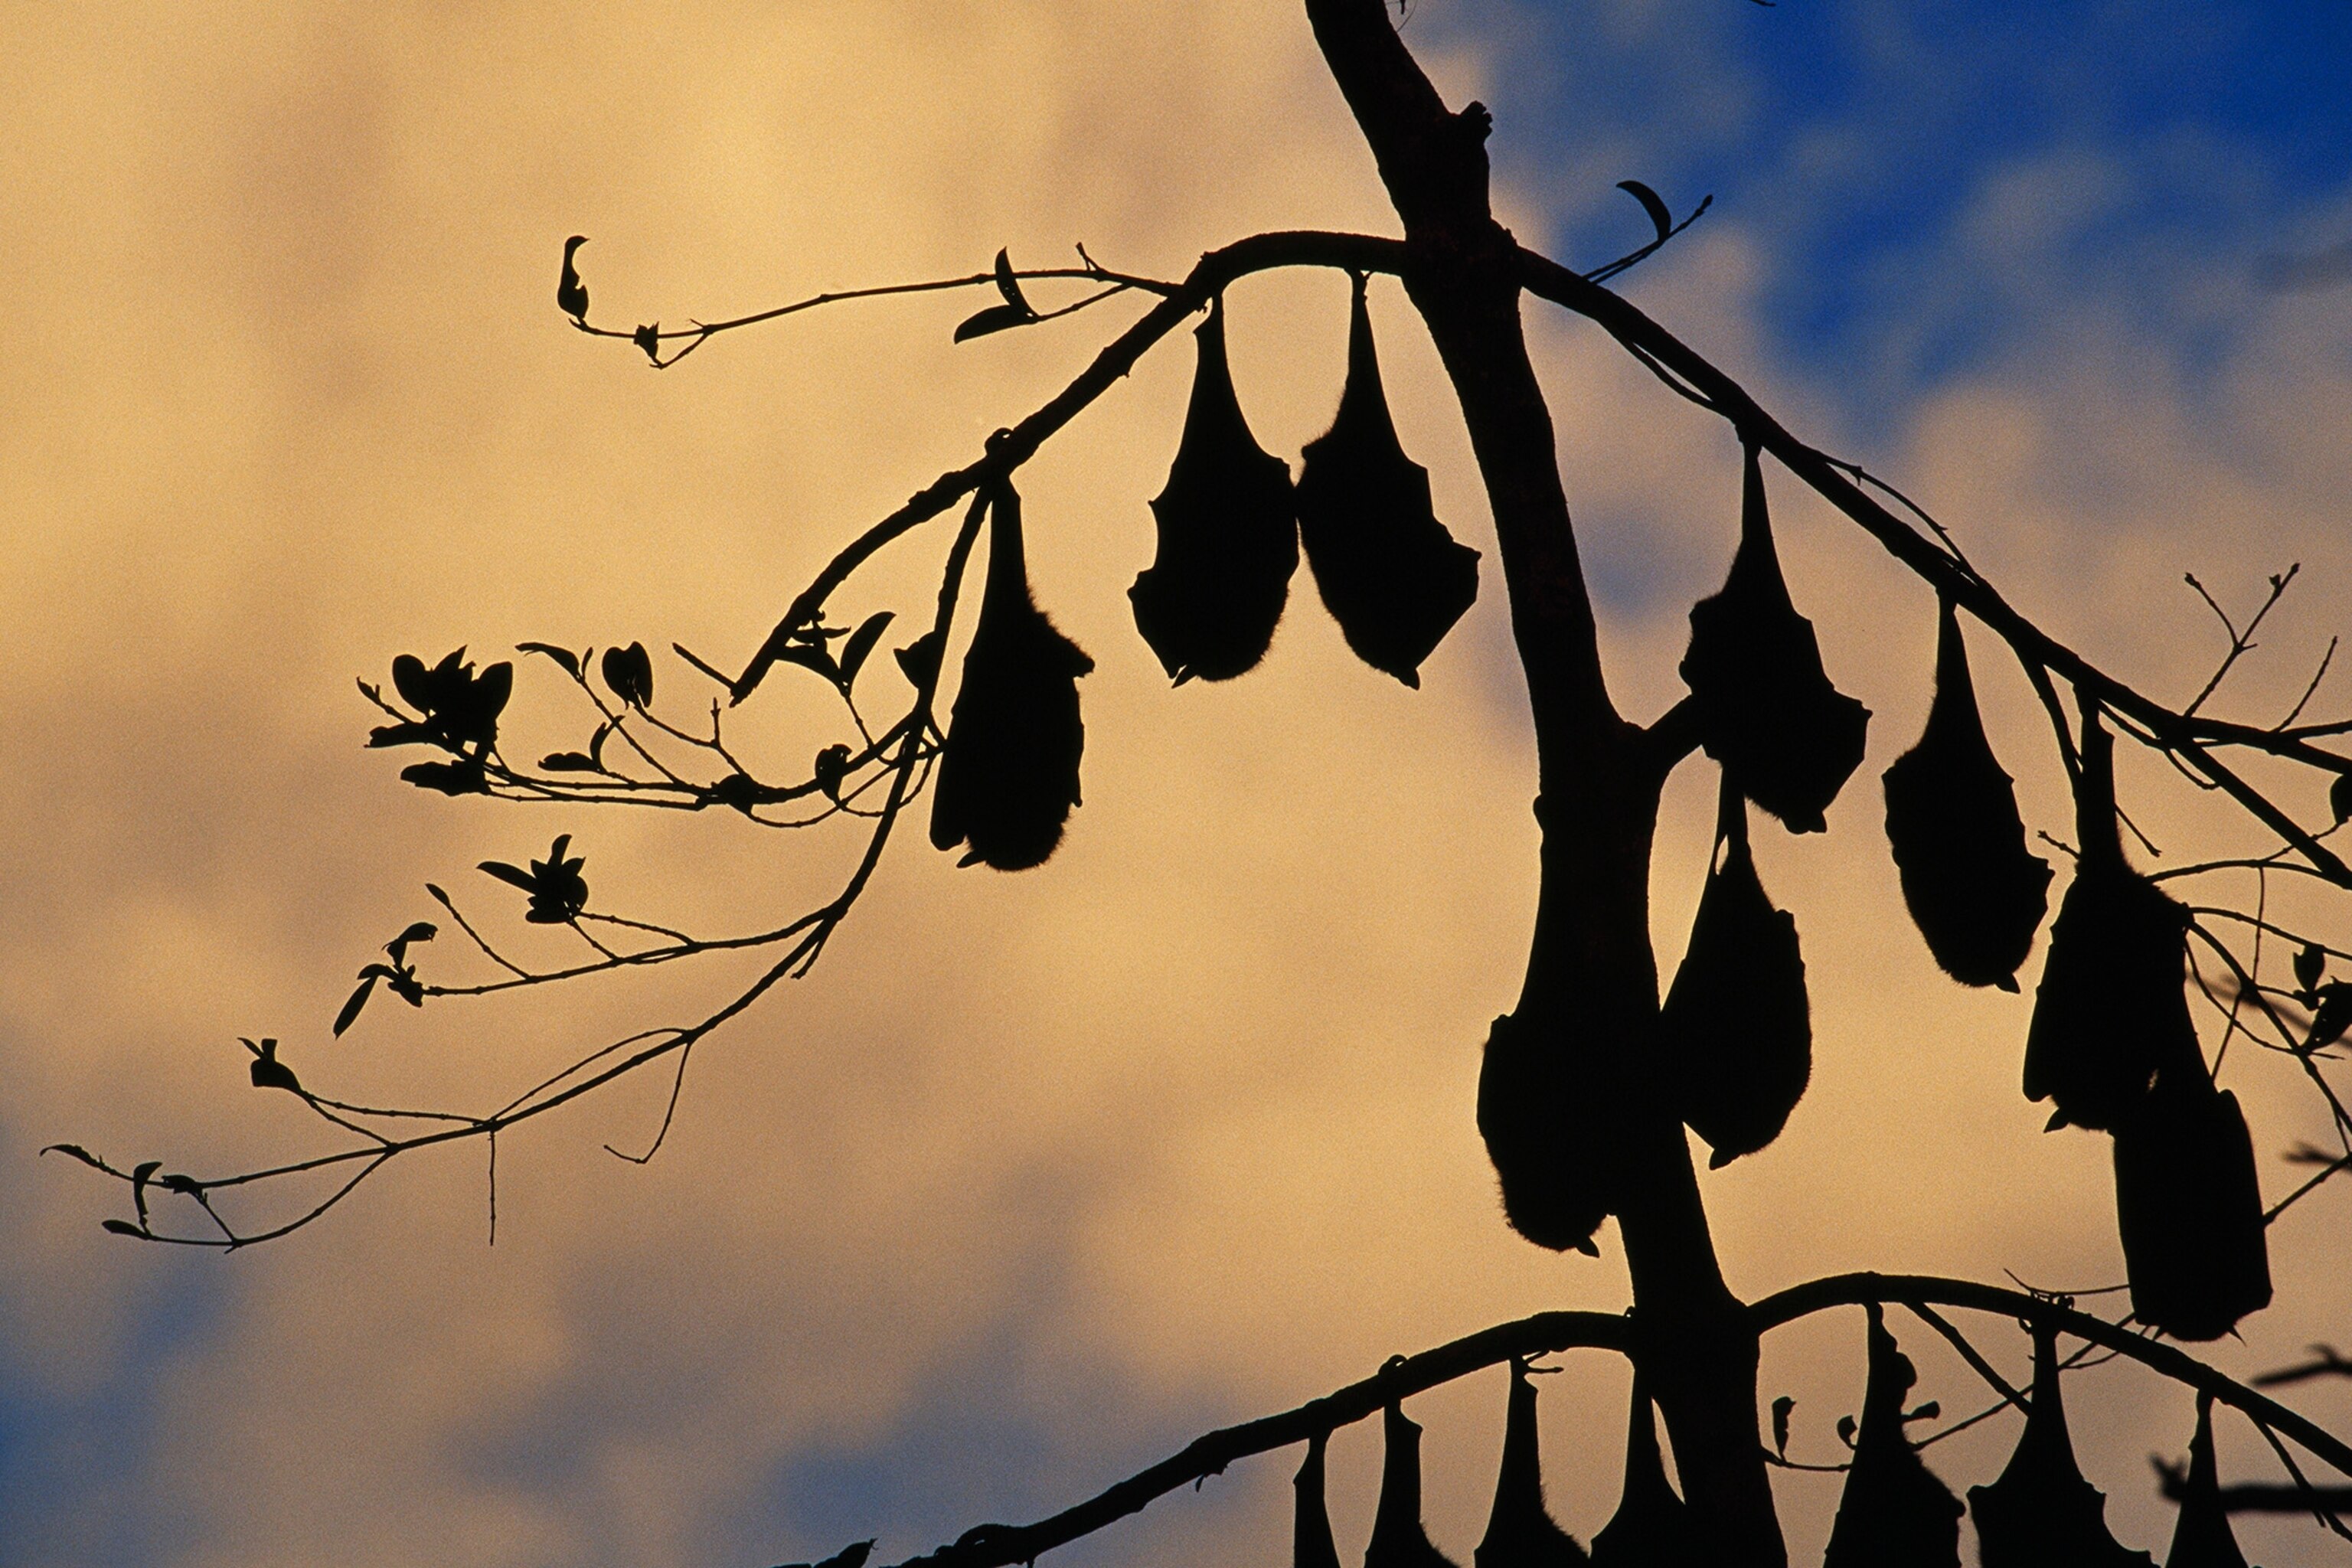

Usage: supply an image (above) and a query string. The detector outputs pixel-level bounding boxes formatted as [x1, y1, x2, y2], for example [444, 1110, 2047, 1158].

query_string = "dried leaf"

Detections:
[40, 1143, 106, 1169]
[102, 1219, 148, 1239]
[540, 751, 599, 772]
[2334, 773, 2352, 828]
[633, 322, 660, 363]
[478, 861, 538, 893]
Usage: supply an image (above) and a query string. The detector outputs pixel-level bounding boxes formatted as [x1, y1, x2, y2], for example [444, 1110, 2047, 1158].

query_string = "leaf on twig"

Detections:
[672, 642, 735, 689]
[539, 751, 600, 772]
[895, 630, 945, 690]
[132, 1161, 161, 1227]
[602, 642, 654, 709]
[333, 975, 377, 1037]
[2333, 773, 2352, 828]
[993, 247, 1034, 316]
[102, 1219, 148, 1239]
[40, 1143, 106, 1169]
[774, 641, 844, 687]
[243, 1037, 302, 1093]
[518, 642, 584, 679]
[478, 860, 539, 893]
[1772, 1396, 1795, 1459]
[2296, 941, 2328, 1000]
[839, 612, 895, 688]
[400, 756, 489, 795]
[813, 743, 852, 803]
[633, 322, 661, 364]
[1617, 180, 1674, 247]
[2308, 982, 2352, 1051]
[558, 235, 590, 322]
[953, 303, 1034, 343]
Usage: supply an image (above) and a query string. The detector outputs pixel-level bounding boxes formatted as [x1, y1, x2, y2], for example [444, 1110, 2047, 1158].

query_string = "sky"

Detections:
[4, 2, 2352, 1565]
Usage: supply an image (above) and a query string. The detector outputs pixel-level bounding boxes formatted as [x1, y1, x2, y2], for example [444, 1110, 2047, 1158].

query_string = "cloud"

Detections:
[6, 5, 2352, 1568]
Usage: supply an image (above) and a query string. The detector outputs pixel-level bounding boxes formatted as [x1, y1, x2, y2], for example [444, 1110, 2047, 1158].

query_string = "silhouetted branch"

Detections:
[2257, 1345, 2352, 1389]
[1751, 1272, 2352, 1480]
[857, 1272, 2350, 1568]
[65, 497, 991, 1248]
[1514, 247, 2352, 887]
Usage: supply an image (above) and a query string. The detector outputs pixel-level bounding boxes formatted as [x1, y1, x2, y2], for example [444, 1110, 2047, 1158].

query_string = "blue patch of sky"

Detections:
[1438, 0, 2352, 425]
[717, 1321, 1247, 1568]
[0, 1171, 226, 1567]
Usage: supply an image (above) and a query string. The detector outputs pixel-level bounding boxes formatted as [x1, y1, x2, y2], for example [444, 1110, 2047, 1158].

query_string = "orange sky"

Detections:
[6, 5, 2352, 1566]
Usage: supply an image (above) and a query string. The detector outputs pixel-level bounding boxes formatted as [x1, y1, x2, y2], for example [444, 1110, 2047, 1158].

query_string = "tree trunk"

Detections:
[1300, 3, 1783, 1560]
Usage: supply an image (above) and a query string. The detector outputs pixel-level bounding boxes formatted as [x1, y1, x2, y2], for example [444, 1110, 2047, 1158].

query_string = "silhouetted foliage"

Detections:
[1679, 443, 1869, 835]
[1660, 781, 1811, 1168]
[1294, 273, 1479, 688]
[1130, 296, 1298, 683]
[1882, 596, 2052, 990]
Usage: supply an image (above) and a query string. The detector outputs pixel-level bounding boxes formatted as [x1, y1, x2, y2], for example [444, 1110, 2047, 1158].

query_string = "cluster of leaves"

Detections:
[332, 920, 436, 1037]
[479, 835, 591, 924]
[363, 648, 514, 795]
